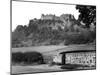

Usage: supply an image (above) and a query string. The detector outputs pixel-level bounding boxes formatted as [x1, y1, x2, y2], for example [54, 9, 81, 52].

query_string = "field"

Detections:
[11, 44, 96, 74]
[12, 64, 63, 74]
[12, 44, 95, 55]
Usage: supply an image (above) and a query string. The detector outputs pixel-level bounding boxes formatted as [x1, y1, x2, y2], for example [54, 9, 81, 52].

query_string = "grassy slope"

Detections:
[12, 44, 95, 56]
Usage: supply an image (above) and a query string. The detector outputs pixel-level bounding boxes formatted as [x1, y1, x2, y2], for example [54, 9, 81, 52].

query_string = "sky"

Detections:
[12, 1, 80, 31]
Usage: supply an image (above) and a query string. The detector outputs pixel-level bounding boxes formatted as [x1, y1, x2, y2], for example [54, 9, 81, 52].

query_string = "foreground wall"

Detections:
[53, 51, 96, 66]
[65, 52, 96, 66]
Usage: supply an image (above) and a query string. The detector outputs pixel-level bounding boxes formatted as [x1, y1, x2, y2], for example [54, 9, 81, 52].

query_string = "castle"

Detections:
[41, 14, 75, 21]
[41, 14, 77, 31]
[41, 14, 60, 20]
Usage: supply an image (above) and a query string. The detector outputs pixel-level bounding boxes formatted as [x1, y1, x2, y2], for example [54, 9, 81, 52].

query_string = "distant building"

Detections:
[41, 14, 60, 20]
[41, 14, 77, 31]
[41, 14, 75, 21]
[59, 14, 77, 31]
[60, 14, 75, 22]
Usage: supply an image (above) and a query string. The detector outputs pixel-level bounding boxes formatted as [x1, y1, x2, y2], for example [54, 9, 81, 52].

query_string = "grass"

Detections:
[12, 45, 67, 53]
[12, 44, 95, 55]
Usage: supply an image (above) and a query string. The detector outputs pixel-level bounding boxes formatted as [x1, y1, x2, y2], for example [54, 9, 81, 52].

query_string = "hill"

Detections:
[12, 14, 96, 48]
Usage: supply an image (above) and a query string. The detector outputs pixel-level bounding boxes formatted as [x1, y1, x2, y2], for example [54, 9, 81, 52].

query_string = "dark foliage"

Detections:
[12, 52, 24, 63]
[12, 52, 44, 65]
[64, 31, 95, 45]
[76, 5, 96, 28]
[23, 52, 44, 64]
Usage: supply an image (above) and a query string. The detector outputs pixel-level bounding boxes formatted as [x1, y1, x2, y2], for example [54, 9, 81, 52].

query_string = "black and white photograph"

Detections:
[11, 0, 96, 74]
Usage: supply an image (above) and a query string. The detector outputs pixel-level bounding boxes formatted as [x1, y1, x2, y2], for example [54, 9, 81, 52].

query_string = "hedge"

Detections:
[12, 52, 44, 65]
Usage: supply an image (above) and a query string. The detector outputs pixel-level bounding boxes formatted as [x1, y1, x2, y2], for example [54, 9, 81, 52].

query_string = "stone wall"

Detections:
[65, 52, 96, 66]
[53, 51, 96, 66]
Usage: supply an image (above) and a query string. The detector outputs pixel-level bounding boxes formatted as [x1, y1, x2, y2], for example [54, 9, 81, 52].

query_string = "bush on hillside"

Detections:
[64, 31, 95, 45]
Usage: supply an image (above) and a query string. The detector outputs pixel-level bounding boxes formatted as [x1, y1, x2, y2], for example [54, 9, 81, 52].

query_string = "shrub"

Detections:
[23, 52, 44, 64]
[64, 31, 95, 45]
[12, 52, 24, 63]
[12, 51, 44, 65]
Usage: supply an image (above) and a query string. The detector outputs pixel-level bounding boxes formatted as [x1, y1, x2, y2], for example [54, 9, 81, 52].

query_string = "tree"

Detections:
[76, 5, 96, 28]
